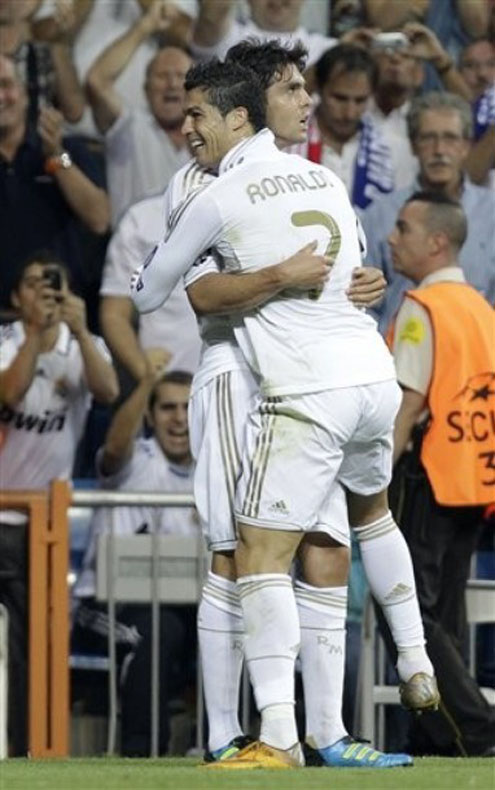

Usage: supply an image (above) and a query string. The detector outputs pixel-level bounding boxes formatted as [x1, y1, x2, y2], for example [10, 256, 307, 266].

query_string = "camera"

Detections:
[371, 32, 409, 53]
[42, 266, 62, 291]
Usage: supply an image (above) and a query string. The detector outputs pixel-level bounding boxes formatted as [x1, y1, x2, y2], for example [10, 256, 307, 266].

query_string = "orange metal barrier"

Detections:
[0, 480, 70, 757]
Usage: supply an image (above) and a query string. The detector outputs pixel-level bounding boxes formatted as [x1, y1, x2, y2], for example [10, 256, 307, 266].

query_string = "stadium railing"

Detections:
[0, 483, 70, 758]
[1, 483, 207, 758]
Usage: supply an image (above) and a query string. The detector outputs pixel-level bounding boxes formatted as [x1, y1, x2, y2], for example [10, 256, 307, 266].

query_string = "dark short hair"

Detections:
[315, 44, 377, 92]
[225, 38, 308, 91]
[406, 191, 468, 251]
[184, 59, 266, 131]
[11, 249, 70, 294]
[148, 369, 193, 411]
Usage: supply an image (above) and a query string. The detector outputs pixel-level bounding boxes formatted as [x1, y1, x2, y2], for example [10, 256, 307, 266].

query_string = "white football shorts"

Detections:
[235, 380, 401, 532]
[189, 368, 354, 550]
[189, 367, 258, 551]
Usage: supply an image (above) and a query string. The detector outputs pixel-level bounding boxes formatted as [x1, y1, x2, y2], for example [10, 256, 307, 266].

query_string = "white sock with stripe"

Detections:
[354, 511, 434, 681]
[237, 573, 300, 750]
[198, 572, 244, 752]
[295, 580, 348, 749]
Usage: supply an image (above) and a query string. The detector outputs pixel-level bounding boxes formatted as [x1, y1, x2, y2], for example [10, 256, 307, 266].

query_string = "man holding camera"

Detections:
[367, 22, 472, 184]
[0, 252, 118, 755]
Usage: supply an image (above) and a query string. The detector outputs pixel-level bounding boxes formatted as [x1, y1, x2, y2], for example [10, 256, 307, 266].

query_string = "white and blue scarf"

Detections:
[473, 84, 495, 141]
[305, 110, 394, 209]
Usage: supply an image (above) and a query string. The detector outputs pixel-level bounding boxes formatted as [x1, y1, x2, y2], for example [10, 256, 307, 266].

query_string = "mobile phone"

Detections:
[43, 266, 62, 291]
[371, 32, 409, 52]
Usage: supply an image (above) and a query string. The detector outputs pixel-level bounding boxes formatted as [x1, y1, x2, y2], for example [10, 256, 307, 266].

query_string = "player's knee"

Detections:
[235, 522, 300, 575]
[300, 543, 350, 587]
[346, 488, 389, 527]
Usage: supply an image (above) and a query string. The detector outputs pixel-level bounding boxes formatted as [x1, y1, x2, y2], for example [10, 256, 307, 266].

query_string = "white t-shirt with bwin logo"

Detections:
[0, 321, 110, 523]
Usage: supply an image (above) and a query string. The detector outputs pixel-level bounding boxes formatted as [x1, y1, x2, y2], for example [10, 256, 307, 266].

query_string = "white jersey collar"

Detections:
[15, 320, 71, 354]
[218, 128, 277, 175]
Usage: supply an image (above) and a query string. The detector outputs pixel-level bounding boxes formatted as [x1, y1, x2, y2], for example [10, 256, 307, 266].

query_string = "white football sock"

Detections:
[295, 580, 348, 749]
[354, 511, 434, 681]
[198, 572, 244, 752]
[237, 573, 300, 750]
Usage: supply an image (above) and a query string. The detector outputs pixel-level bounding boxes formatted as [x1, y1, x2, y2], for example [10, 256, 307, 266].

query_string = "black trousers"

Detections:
[0, 522, 28, 756]
[377, 455, 495, 756]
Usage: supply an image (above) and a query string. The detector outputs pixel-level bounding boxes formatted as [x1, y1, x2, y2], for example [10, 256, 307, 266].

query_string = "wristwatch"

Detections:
[44, 150, 73, 175]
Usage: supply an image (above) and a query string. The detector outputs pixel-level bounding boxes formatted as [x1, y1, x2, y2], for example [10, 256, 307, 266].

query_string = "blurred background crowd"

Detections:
[0, 0, 494, 761]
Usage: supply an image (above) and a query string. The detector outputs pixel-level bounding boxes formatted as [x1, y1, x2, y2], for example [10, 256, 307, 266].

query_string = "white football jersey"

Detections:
[164, 161, 249, 395]
[133, 130, 395, 396]
[0, 321, 110, 521]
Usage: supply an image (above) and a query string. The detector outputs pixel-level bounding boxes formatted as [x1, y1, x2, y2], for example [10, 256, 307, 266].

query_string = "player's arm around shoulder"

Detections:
[187, 241, 334, 315]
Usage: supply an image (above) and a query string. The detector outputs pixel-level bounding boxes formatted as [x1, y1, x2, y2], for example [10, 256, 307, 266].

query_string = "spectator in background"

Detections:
[367, 23, 472, 185]
[330, 0, 365, 38]
[0, 54, 110, 315]
[385, 192, 495, 756]
[86, 1, 192, 223]
[191, 0, 337, 67]
[99, 192, 201, 381]
[0, 251, 118, 756]
[36, 0, 194, 139]
[460, 37, 495, 188]
[73, 365, 198, 756]
[290, 44, 396, 208]
[360, 91, 495, 334]
[0, 0, 85, 124]
[363, 0, 429, 29]
[364, 0, 490, 53]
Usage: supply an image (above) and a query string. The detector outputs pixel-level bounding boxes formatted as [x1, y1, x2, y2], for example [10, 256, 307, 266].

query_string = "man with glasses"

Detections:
[360, 91, 495, 334]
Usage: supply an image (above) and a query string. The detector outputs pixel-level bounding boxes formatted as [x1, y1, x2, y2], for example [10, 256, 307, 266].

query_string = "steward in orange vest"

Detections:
[384, 190, 495, 757]
[389, 282, 495, 506]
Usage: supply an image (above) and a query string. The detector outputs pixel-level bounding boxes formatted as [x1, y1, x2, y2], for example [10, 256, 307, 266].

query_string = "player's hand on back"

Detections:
[278, 241, 334, 291]
[346, 266, 386, 308]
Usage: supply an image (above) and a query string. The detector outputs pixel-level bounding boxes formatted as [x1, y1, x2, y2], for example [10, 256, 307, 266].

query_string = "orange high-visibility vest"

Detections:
[398, 282, 495, 506]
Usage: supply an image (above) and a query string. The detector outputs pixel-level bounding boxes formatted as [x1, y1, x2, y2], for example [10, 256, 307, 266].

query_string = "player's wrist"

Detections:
[268, 261, 290, 290]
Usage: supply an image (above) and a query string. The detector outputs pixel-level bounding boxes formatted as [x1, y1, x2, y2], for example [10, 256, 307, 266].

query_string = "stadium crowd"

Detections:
[0, 0, 494, 763]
